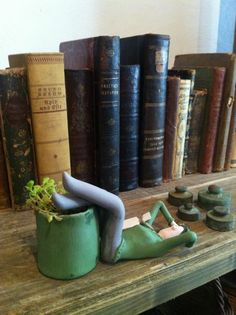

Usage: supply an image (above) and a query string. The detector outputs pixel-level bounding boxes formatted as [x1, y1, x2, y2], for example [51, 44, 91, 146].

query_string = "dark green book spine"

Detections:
[185, 89, 207, 174]
[94, 36, 120, 194]
[139, 34, 170, 187]
[120, 65, 140, 191]
[0, 68, 36, 210]
[65, 69, 96, 184]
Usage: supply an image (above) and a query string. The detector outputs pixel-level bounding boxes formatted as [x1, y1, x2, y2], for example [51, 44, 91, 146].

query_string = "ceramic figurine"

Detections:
[206, 206, 235, 231]
[198, 184, 231, 210]
[168, 186, 193, 206]
[177, 203, 201, 221]
[53, 172, 197, 263]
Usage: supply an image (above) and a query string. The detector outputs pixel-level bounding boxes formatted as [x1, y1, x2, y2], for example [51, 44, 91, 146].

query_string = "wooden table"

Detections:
[1, 170, 236, 314]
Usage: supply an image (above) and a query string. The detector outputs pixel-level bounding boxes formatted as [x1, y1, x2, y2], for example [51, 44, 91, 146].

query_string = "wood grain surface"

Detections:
[1, 169, 236, 314]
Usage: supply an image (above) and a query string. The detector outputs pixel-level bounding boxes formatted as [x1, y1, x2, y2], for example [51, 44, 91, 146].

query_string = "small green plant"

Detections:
[25, 177, 65, 223]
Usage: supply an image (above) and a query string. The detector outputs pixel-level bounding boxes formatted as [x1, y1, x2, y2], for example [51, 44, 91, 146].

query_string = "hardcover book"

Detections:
[8, 53, 71, 183]
[65, 69, 96, 184]
[225, 86, 236, 169]
[185, 89, 208, 174]
[172, 79, 191, 179]
[163, 76, 180, 182]
[174, 53, 236, 172]
[120, 65, 140, 191]
[0, 68, 36, 210]
[60, 36, 120, 194]
[121, 33, 170, 187]
[0, 125, 11, 210]
[169, 69, 196, 176]
[193, 67, 226, 174]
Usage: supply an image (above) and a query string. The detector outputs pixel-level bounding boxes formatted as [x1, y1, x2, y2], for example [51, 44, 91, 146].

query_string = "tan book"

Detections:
[172, 79, 191, 179]
[8, 53, 71, 183]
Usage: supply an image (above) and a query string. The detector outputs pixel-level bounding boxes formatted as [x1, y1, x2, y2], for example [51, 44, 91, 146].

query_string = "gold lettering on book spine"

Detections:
[27, 54, 71, 183]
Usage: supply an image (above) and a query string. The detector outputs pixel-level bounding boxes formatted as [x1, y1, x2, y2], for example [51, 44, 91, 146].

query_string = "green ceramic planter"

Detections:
[36, 207, 99, 280]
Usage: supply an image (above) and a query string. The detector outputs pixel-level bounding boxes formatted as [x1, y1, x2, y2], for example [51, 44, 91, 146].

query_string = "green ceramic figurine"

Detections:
[206, 206, 235, 232]
[168, 186, 193, 207]
[177, 203, 201, 222]
[53, 172, 197, 263]
[198, 184, 231, 211]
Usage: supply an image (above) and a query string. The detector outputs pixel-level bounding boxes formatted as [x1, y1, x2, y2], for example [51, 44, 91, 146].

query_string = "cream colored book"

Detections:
[8, 53, 71, 183]
[172, 79, 191, 179]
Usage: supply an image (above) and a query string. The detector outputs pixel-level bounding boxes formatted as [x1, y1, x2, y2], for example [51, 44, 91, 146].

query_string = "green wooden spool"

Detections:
[36, 207, 99, 280]
[168, 186, 193, 206]
[206, 206, 235, 231]
[198, 184, 231, 211]
[177, 203, 200, 221]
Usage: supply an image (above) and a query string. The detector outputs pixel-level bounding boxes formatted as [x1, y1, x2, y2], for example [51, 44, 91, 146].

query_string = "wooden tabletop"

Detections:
[1, 170, 236, 315]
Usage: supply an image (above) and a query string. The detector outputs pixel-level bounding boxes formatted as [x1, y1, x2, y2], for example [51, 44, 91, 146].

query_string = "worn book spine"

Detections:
[174, 53, 236, 172]
[185, 89, 207, 174]
[94, 36, 120, 194]
[139, 34, 170, 187]
[213, 97, 234, 172]
[120, 65, 140, 191]
[198, 67, 226, 174]
[0, 126, 11, 209]
[65, 69, 96, 184]
[0, 68, 36, 210]
[163, 76, 180, 182]
[225, 86, 236, 169]
[172, 79, 191, 179]
[168, 68, 196, 176]
[9, 53, 71, 183]
[231, 131, 236, 167]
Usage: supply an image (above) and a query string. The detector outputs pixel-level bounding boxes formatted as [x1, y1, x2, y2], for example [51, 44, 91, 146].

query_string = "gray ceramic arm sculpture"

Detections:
[53, 172, 125, 263]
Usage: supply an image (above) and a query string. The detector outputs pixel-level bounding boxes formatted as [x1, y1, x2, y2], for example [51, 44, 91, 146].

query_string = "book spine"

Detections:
[172, 79, 191, 179]
[185, 89, 207, 174]
[26, 54, 71, 183]
[213, 96, 234, 172]
[163, 76, 180, 182]
[120, 65, 140, 191]
[231, 130, 236, 167]
[0, 126, 11, 209]
[199, 67, 226, 173]
[0, 68, 36, 210]
[139, 34, 170, 187]
[65, 69, 96, 184]
[94, 36, 120, 194]
[182, 93, 194, 175]
[224, 86, 236, 170]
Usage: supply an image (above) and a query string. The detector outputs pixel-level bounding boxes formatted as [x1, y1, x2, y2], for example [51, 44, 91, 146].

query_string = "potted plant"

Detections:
[25, 177, 99, 280]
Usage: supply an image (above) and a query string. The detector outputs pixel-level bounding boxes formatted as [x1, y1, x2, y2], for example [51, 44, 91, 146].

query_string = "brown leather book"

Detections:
[185, 89, 207, 174]
[225, 86, 236, 170]
[163, 76, 180, 182]
[65, 69, 96, 184]
[0, 68, 37, 210]
[8, 53, 71, 183]
[196, 67, 226, 174]
[0, 126, 11, 210]
[174, 53, 236, 172]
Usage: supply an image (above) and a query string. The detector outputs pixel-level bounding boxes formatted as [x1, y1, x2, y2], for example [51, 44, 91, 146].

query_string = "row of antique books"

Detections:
[0, 34, 235, 211]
